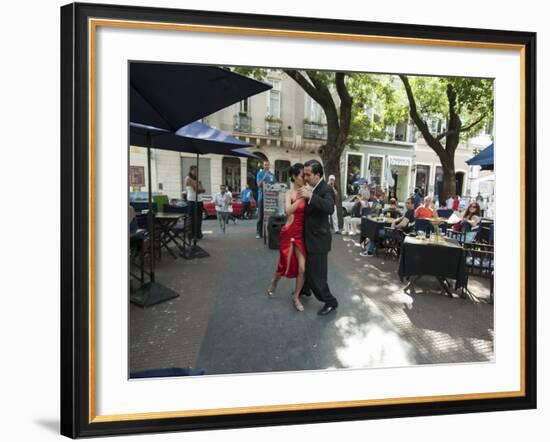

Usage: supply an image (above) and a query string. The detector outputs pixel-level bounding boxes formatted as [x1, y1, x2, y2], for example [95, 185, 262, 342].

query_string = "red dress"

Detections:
[276, 198, 307, 278]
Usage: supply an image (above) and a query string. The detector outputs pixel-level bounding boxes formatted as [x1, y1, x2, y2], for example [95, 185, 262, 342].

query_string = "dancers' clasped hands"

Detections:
[296, 184, 312, 200]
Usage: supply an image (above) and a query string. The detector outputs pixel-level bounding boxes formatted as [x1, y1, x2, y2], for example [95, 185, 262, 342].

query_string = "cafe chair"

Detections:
[463, 243, 494, 304]
[447, 221, 480, 244]
[130, 228, 149, 288]
[360, 206, 372, 217]
[413, 218, 433, 234]
[478, 224, 494, 245]
[164, 206, 191, 248]
[382, 227, 405, 260]
[437, 208, 453, 218]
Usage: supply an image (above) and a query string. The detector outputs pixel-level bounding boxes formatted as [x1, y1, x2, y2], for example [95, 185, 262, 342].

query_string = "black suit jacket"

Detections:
[304, 179, 335, 254]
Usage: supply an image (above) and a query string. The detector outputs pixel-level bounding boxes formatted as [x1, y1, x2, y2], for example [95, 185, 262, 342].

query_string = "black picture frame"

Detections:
[60, 2, 537, 438]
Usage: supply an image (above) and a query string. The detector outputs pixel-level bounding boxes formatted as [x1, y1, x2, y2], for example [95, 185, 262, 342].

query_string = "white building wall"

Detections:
[154, 150, 182, 199]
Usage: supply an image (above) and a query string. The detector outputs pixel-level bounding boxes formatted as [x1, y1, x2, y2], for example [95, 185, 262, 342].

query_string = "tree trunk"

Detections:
[441, 167, 456, 200]
[321, 147, 344, 229]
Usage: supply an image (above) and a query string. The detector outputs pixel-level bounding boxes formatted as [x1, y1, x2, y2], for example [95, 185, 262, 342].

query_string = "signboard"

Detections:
[129, 166, 145, 186]
[389, 157, 411, 166]
[263, 190, 279, 216]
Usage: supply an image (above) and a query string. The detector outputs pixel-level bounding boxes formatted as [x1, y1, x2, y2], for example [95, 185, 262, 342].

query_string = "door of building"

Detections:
[222, 156, 242, 193]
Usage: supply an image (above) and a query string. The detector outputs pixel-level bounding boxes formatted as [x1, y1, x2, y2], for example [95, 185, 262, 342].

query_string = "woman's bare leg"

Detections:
[268, 274, 281, 297]
[292, 248, 306, 311]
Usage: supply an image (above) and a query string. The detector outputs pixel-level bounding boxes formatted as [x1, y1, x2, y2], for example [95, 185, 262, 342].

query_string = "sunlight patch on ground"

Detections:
[387, 291, 414, 306]
[334, 316, 416, 368]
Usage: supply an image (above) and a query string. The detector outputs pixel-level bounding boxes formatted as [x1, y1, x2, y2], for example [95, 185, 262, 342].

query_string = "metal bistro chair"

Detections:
[129, 213, 150, 287]
[463, 242, 494, 303]
[163, 205, 191, 248]
[382, 227, 405, 260]
[413, 218, 434, 235]
[437, 208, 453, 218]
[447, 221, 480, 244]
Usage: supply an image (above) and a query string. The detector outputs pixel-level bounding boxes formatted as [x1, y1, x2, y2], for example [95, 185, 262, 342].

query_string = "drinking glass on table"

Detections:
[417, 230, 425, 240]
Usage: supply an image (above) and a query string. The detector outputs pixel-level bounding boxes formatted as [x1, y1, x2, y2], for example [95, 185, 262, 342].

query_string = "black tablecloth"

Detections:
[361, 216, 392, 243]
[398, 236, 467, 289]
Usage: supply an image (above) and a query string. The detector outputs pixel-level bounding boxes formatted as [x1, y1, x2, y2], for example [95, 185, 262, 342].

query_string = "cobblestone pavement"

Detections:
[130, 219, 493, 375]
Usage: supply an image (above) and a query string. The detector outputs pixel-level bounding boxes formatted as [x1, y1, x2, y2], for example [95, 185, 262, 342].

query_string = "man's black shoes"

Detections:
[318, 304, 337, 316]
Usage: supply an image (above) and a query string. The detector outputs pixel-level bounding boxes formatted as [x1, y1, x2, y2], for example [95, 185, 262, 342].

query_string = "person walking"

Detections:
[213, 185, 232, 233]
[256, 160, 275, 239]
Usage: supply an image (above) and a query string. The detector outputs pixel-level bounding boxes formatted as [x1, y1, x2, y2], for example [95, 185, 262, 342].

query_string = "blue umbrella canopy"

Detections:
[466, 143, 494, 170]
[130, 122, 255, 157]
[130, 63, 272, 131]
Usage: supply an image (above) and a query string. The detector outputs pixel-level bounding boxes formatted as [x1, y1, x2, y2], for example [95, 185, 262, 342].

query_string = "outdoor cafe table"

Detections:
[398, 235, 467, 297]
[361, 215, 394, 244]
[154, 212, 188, 258]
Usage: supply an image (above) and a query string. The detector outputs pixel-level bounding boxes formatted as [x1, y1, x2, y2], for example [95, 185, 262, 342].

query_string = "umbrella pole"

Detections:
[147, 133, 156, 282]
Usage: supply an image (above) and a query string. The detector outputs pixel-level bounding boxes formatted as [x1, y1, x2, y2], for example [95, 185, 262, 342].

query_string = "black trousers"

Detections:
[305, 253, 338, 307]
[188, 201, 203, 238]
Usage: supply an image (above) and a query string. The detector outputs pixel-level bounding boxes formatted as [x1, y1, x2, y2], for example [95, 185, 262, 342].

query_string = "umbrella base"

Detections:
[181, 244, 210, 260]
[130, 282, 179, 307]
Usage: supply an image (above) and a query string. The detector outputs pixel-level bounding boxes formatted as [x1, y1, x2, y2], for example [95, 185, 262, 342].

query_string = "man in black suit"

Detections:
[297, 160, 339, 316]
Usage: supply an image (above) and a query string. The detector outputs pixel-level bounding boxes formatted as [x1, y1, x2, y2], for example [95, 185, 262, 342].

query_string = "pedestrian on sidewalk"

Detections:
[241, 183, 253, 219]
[213, 185, 232, 233]
[327, 174, 340, 234]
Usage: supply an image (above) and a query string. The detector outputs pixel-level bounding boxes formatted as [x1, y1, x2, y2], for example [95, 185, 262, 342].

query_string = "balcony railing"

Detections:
[265, 120, 282, 137]
[303, 122, 327, 140]
[233, 114, 251, 133]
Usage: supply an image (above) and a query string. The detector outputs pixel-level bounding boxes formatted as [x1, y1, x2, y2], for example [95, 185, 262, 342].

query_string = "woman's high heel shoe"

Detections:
[293, 296, 304, 312]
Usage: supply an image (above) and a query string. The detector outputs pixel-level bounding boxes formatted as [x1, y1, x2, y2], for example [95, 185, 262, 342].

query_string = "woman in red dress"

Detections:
[267, 163, 307, 311]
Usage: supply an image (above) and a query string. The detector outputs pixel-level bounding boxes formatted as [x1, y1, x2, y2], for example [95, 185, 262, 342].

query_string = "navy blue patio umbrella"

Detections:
[466, 143, 494, 170]
[130, 62, 271, 130]
[129, 63, 271, 306]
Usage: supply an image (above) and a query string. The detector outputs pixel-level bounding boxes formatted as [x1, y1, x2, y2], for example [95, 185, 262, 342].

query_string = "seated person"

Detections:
[383, 198, 401, 219]
[342, 201, 362, 235]
[360, 197, 415, 257]
[393, 197, 416, 233]
[415, 195, 435, 220]
[452, 201, 481, 241]
[169, 198, 187, 208]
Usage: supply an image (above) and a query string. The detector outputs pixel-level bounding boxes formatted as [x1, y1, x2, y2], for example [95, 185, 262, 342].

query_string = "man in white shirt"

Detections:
[213, 185, 232, 233]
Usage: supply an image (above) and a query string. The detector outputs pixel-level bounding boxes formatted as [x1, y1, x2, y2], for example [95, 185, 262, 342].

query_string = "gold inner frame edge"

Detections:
[87, 17, 527, 423]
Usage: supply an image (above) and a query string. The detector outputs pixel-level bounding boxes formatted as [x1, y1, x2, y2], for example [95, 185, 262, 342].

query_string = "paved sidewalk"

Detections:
[130, 219, 493, 375]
